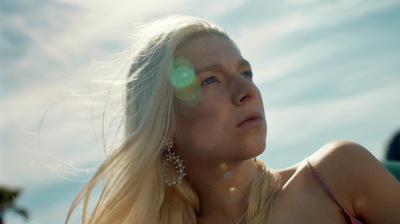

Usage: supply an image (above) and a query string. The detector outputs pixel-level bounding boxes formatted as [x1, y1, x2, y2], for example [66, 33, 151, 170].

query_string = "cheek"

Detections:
[177, 106, 223, 134]
[175, 102, 228, 147]
[187, 117, 223, 147]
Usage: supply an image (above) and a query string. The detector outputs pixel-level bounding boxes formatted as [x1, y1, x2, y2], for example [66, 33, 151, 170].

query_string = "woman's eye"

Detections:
[201, 76, 218, 87]
[242, 71, 253, 79]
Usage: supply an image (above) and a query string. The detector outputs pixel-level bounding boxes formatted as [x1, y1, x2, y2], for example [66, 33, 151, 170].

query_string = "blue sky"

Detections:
[1, 0, 400, 223]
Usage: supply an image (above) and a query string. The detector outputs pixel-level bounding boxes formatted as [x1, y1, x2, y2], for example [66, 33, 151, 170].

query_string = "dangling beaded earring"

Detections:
[162, 140, 186, 186]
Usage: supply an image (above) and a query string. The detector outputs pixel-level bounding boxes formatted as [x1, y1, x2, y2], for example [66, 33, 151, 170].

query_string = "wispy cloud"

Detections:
[234, 0, 400, 82]
[261, 81, 400, 169]
[1, 1, 399, 223]
[1, 0, 253, 195]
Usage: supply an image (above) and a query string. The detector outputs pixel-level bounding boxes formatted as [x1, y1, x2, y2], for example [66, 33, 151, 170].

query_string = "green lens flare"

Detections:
[169, 57, 201, 105]
[171, 65, 195, 89]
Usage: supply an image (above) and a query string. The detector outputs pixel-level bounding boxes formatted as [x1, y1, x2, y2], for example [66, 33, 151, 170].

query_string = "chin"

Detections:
[241, 140, 266, 160]
[253, 144, 266, 157]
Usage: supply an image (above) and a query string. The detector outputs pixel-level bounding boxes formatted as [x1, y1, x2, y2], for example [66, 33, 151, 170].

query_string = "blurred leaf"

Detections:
[0, 186, 29, 223]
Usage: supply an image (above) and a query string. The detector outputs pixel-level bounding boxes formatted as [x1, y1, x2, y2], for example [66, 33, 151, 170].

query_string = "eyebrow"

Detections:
[195, 59, 251, 75]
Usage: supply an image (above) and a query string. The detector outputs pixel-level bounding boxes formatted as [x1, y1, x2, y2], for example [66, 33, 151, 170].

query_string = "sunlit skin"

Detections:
[174, 35, 266, 164]
[171, 34, 400, 224]
[172, 34, 266, 222]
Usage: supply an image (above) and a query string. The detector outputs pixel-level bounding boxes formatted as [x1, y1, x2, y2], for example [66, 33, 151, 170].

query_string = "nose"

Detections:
[233, 78, 258, 106]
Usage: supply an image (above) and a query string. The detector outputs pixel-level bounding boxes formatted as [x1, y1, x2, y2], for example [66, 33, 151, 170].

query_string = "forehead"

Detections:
[175, 34, 243, 70]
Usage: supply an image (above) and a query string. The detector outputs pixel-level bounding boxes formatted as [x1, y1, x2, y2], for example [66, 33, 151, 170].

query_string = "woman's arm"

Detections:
[319, 141, 400, 223]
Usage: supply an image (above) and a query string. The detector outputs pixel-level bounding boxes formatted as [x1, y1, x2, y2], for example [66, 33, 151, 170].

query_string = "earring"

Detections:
[162, 140, 186, 186]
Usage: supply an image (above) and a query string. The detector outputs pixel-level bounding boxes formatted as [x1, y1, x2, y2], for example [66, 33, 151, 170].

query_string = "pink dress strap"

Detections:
[306, 159, 363, 224]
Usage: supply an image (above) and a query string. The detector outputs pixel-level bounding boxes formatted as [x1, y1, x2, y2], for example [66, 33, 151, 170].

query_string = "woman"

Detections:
[66, 15, 400, 224]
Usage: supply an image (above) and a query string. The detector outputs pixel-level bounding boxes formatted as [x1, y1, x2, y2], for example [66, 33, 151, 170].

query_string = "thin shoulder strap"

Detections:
[306, 159, 363, 224]
[305, 159, 345, 210]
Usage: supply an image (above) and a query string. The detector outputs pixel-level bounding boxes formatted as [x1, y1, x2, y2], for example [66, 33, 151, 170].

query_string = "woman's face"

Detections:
[173, 34, 266, 166]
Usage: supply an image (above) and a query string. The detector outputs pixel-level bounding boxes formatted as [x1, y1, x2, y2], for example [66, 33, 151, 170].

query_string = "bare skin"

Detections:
[172, 34, 400, 223]
[173, 34, 265, 223]
[270, 141, 400, 224]
[192, 141, 400, 224]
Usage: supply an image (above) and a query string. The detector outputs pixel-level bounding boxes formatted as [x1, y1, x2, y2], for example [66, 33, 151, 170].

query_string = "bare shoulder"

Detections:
[308, 140, 400, 223]
[309, 140, 372, 166]
[307, 140, 397, 192]
[274, 140, 370, 193]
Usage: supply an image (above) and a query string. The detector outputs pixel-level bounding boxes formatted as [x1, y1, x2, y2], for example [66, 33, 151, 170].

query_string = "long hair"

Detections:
[66, 15, 280, 224]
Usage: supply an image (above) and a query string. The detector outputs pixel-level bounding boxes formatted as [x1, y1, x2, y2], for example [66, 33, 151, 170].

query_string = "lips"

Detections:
[236, 111, 264, 128]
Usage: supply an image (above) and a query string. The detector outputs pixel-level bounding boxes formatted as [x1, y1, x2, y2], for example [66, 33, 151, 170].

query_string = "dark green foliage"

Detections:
[0, 186, 29, 224]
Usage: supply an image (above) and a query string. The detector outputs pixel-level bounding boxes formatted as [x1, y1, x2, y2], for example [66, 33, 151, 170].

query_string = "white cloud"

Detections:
[195, 0, 247, 18]
[264, 81, 400, 157]
[235, 0, 400, 82]
[0, 64, 120, 187]
[2, 0, 399, 187]
[1, 1, 400, 223]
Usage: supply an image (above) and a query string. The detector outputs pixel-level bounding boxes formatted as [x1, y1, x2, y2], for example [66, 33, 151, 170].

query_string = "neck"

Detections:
[187, 159, 258, 223]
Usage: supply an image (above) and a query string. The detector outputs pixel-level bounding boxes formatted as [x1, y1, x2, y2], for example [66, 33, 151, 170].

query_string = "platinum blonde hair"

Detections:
[66, 15, 280, 224]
